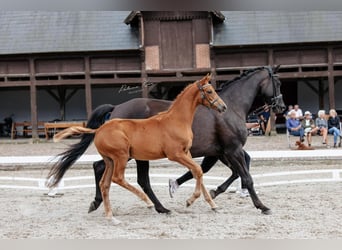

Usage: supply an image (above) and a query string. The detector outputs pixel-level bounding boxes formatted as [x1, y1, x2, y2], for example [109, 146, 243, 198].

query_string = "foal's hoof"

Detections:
[261, 209, 272, 215]
[111, 217, 121, 225]
[209, 190, 217, 199]
[147, 203, 154, 209]
[186, 200, 192, 207]
[211, 206, 218, 212]
[88, 200, 101, 213]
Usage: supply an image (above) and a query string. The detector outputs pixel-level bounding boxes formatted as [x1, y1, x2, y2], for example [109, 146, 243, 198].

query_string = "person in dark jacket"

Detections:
[328, 109, 341, 148]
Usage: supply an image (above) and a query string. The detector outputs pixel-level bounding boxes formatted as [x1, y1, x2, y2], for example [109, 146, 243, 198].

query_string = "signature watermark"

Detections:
[117, 81, 154, 95]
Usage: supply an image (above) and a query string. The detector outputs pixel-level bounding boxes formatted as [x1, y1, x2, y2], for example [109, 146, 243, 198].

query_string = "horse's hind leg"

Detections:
[112, 156, 154, 208]
[89, 160, 105, 213]
[136, 160, 171, 213]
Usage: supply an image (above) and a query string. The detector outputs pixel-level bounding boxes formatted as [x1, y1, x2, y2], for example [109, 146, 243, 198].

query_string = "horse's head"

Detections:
[196, 74, 227, 113]
[260, 65, 286, 114]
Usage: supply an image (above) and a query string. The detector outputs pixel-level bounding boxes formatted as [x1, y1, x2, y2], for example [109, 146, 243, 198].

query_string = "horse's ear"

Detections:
[273, 65, 281, 73]
[206, 73, 212, 81]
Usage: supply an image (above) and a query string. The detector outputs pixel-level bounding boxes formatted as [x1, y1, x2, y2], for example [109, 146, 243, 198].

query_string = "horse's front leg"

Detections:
[170, 152, 217, 210]
[210, 151, 251, 199]
[136, 160, 171, 213]
[228, 149, 271, 215]
[209, 155, 238, 199]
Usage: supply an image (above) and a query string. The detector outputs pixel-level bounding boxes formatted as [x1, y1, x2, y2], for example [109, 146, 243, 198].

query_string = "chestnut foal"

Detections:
[49, 74, 227, 224]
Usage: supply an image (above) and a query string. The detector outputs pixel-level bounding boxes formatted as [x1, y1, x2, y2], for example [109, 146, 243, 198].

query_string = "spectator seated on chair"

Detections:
[293, 104, 304, 120]
[286, 110, 305, 142]
[301, 111, 318, 147]
[315, 110, 329, 148]
[327, 109, 342, 148]
[284, 105, 294, 120]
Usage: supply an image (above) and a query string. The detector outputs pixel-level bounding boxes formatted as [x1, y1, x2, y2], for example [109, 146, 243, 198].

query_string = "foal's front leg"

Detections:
[171, 152, 217, 210]
[111, 156, 154, 209]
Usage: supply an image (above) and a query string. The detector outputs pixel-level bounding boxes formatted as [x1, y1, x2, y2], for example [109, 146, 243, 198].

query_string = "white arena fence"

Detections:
[0, 169, 341, 192]
[1, 151, 342, 192]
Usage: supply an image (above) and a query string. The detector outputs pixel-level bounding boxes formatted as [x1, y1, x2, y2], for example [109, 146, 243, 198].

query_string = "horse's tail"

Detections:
[47, 104, 114, 187]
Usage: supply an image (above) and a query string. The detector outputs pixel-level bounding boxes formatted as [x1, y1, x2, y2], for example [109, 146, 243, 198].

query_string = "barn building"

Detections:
[1, 11, 342, 138]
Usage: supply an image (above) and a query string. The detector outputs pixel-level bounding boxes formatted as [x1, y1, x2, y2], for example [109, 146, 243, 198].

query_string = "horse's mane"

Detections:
[217, 66, 267, 91]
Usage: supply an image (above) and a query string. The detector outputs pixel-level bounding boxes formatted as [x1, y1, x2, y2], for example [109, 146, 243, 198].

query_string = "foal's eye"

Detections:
[207, 90, 213, 94]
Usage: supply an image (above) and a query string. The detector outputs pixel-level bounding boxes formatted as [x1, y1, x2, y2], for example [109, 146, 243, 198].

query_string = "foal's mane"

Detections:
[217, 66, 267, 91]
[157, 80, 198, 115]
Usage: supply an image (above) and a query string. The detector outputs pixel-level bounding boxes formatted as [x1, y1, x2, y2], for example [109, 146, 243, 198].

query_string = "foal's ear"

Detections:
[205, 73, 212, 81]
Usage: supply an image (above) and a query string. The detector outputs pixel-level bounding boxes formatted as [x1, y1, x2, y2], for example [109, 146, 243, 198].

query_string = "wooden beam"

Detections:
[29, 58, 38, 139]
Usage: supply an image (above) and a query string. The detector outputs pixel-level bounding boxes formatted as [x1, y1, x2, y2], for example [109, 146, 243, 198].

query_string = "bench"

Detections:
[44, 121, 86, 139]
[11, 121, 46, 139]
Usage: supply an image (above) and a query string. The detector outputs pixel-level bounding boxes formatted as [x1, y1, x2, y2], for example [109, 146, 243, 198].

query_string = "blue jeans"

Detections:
[328, 127, 340, 144]
[289, 127, 304, 138]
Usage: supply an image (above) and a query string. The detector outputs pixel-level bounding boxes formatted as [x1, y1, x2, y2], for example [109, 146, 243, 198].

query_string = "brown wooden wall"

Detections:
[142, 11, 210, 71]
[1, 10, 342, 138]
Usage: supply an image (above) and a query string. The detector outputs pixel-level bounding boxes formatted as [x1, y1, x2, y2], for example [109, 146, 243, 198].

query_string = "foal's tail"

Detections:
[47, 104, 114, 187]
[53, 127, 97, 142]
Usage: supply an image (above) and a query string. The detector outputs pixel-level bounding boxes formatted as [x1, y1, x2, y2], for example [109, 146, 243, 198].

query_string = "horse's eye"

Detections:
[207, 90, 213, 94]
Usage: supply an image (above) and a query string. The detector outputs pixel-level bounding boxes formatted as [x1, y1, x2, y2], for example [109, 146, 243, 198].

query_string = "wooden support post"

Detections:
[29, 58, 38, 140]
[318, 80, 325, 110]
[327, 47, 335, 109]
[268, 48, 277, 136]
[139, 13, 149, 99]
[84, 56, 92, 119]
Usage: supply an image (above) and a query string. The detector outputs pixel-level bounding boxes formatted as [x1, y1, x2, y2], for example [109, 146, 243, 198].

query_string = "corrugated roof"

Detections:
[214, 11, 342, 46]
[0, 11, 139, 55]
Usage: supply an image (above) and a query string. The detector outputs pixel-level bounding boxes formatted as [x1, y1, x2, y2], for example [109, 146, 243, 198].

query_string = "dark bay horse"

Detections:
[48, 75, 227, 224]
[51, 66, 285, 215]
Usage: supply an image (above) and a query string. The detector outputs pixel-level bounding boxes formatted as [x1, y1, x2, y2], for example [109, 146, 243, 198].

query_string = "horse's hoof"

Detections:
[261, 209, 272, 215]
[156, 207, 171, 214]
[88, 201, 100, 213]
[186, 200, 192, 207]
[209, 189, 217, 199]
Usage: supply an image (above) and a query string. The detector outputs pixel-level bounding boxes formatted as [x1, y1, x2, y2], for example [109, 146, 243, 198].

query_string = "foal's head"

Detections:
[196, 74, 227, 113]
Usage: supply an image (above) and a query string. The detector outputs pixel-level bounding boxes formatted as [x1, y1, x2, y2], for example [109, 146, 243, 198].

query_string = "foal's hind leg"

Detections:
[112, 156, 154, 208]
[100, 156, 115, 219]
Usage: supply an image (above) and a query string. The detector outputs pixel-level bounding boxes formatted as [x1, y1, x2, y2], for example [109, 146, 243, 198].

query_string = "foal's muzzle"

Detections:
[216, 102, 227, 113]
